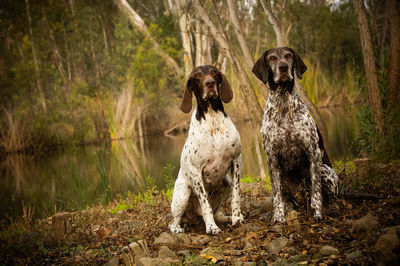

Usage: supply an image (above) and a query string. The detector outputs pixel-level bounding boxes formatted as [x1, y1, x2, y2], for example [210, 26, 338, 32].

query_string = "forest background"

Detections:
[0, 0, 399, 162]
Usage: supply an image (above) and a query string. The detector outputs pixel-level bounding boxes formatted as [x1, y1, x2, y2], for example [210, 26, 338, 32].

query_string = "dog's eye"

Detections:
[269, 56, 277, 61]
[210, 69, 218, 75]
[193, 72, 202, 78]
[284, 53, 292, 59]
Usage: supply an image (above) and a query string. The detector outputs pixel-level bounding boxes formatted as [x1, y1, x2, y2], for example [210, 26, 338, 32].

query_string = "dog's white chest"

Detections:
[182, 110, 241, 183]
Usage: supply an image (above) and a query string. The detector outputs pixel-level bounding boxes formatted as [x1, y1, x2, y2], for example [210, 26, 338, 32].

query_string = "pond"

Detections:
[0, 106, 359, 221]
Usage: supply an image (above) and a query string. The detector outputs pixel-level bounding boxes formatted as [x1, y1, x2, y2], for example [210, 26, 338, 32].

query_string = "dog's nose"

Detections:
[279, 63, 289, 72]
[205, 78, 216, 87]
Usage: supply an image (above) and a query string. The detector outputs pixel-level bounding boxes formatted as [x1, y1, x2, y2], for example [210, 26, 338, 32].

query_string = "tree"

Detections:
[387, 0, 400, 107]
[113, 0, 182, 76]
[173, 0, 193, 77]
[192, 0, 263, 125]
[353, 0, 384, 133]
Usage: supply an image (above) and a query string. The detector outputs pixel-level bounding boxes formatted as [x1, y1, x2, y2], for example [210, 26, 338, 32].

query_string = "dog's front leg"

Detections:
[310, 151, 323, 221]
[268, 155, 286, 223]
[170, 169, 191, 234]
[231, 155, 244, 226]
[188, 164, 221, 235]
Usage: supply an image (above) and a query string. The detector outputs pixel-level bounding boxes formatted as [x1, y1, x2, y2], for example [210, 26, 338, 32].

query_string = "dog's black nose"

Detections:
[205, 78, 216, 87]
[279, 63, 288, 72]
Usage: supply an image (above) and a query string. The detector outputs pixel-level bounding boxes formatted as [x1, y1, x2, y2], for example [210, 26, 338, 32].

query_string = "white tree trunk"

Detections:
[174, 0, 193, 76]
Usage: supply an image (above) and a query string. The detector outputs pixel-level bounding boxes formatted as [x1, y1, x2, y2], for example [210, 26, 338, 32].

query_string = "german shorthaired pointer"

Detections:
[252, 47, 338, 222]
[169, 65, 243, 235]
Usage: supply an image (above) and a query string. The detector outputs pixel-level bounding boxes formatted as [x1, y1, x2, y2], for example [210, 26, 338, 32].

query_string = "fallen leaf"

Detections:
[199, 254, 217, 263]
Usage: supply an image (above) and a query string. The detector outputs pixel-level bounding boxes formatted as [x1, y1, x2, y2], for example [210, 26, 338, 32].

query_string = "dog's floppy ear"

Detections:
[252, 50, 269, 84]
[289, 48, 307, 79]
[180, 78, 192, 113]
[219, 72, 233, 103]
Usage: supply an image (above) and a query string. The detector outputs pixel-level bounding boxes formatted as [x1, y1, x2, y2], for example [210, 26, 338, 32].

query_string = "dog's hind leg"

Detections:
[213, 175, 232, 224]
[170, 169, 191, 234]
[321, 164, 339, 198]
[231, 155, 244, 226]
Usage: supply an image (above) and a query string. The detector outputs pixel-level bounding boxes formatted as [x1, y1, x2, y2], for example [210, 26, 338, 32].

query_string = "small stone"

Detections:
[103, 256, 119, 266]
[320, 245, 339, 256]
[375, 228, 399, 252]
[346, 250, 362, 260]
[191, 234, 212, 246]
[351, 213, 380, 234]
[261, 197, 274, 212]
[129, 242, 146, 259]
[153, 232, 177, 247]
[158, 246, 178, 260]
[243, 241, 254, 250]
[267, 237, 289, 255]
[286, 210, 300, 228]
[137, 257, 165, 266]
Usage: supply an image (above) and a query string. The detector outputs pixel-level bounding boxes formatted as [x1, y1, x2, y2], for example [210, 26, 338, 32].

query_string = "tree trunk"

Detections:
[387, 0, 400, 106]
[114, 0, 182, 76]
[192, 0, 263, 125]
[25, 0, 46, 110]
[174, 0, 193, 77]
[195, 20, 203, 66]
[353, 0, 384, 133]
[227, 0, 254, 68]
[259, 0, 288, 46]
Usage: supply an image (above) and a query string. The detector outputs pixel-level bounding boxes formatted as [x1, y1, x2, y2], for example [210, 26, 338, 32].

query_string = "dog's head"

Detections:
[252, 47, 307, 89]
[180, 65, 233, 113]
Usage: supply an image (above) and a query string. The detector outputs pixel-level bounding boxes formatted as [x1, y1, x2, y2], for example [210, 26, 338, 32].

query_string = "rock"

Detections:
[286, 210, 300, 229]
[158, 246, 178, 260]
[320, 245, 339, 256]
[191, 234, 212, 246]
[267, 237, 289, 255]
[375, 228, 399, 252]
[353, 158, 371, 178]
[346, 250, 362, 260]
[129, 242, 146, 259]
[153, 232, 177, 247]
[103, 256, 119, 266]
[351, 213, 380, 234]
[199, 247, 225, 263]
[243, 241, 254, 250]
[261, 197, 274, 212]
[137, 257, 166, 266]
[52, 212, 73, 240]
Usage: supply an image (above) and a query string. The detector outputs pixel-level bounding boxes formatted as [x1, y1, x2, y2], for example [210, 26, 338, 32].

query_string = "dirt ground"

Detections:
[1, 159, 400, 265]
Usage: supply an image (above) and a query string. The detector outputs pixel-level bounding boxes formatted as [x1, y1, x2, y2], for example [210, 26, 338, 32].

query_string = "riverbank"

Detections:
[1, 159, 399, 265]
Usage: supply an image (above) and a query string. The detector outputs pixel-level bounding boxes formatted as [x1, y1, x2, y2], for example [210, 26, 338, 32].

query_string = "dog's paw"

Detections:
[206, 224, 221, 235]
[273, 213, 286, 223]
[313, 212, 323, 222]
[169, 224, 184, 234]
[232, 214, 244, 226]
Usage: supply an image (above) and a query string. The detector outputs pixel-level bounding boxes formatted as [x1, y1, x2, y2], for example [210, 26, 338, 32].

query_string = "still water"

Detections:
[0, 107, 358, 220]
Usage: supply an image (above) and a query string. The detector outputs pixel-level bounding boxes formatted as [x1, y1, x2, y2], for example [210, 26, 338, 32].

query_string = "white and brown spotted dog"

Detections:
[169, 65, 243, 235]
[252, 47, 338, 223]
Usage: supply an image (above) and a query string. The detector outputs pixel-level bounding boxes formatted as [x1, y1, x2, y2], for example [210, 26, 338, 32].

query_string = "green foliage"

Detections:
[334, 160, 356, 176]
[241, 174, 259, 184]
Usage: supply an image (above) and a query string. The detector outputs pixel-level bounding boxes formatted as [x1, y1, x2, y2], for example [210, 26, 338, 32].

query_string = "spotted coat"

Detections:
[252, 47, 338, 222]
[169, 65, 244, 235]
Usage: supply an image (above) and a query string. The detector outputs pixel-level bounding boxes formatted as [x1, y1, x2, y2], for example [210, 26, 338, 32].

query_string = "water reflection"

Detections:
[0, 107, 359, 220]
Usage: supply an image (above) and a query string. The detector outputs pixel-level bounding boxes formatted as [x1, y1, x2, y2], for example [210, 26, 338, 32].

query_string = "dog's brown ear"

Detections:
[219, 72, 233, 103]
[180, 79, 192, 113]
[289, 48, 307, 79]
[252, 50, 269, 84]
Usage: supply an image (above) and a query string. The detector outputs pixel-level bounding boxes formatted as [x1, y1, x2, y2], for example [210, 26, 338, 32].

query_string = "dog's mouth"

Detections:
[274, 72, 294, 83]
[202, 85, 219, 100]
